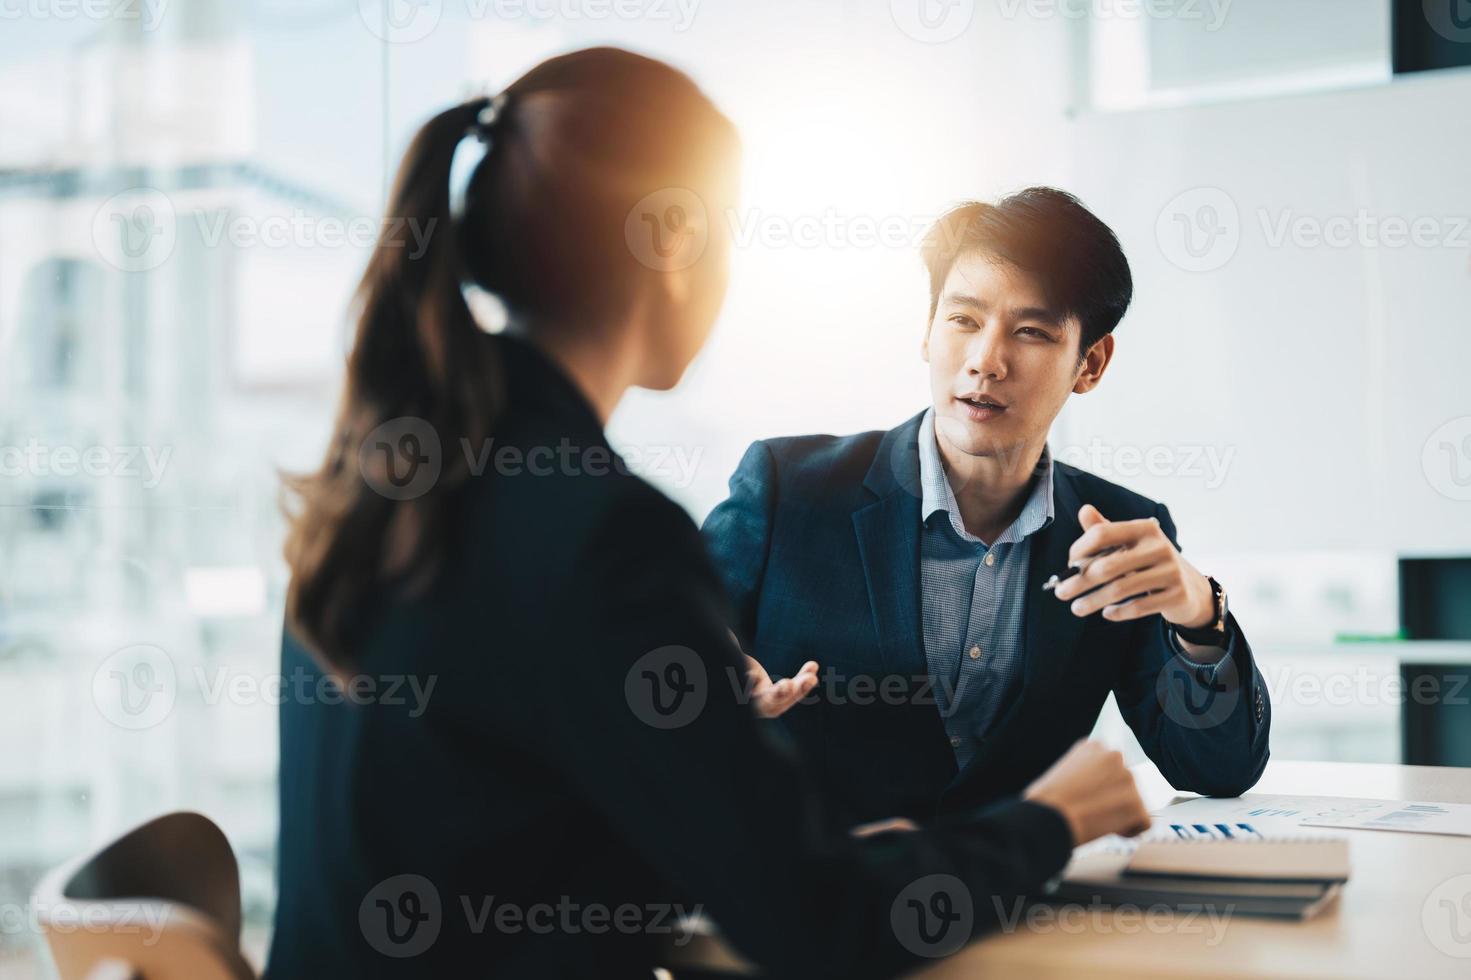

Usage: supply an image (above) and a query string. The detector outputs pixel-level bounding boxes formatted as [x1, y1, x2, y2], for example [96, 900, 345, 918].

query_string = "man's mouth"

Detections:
[955, 394, 1008, 421]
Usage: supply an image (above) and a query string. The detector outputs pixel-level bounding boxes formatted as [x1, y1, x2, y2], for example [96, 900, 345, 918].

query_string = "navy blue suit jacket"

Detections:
[702, 412, 1270, 826]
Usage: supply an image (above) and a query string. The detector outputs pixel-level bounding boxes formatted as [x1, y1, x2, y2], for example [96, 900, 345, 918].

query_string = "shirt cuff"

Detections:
[1167, 619, 1238, 677]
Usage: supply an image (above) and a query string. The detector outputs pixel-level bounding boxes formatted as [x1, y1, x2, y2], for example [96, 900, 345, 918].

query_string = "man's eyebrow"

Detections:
[940, 292, 986, 311]
[1011, 305, 1064, 326]
[940, 293, 1064, 326]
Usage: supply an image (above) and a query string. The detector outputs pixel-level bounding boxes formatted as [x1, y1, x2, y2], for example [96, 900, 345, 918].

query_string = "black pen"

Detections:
[1041, 545, 1124, 592]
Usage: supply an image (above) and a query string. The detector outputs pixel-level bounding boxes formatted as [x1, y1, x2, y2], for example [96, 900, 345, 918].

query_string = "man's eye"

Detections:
[949, 314, 977, 328]
[1018, 326, 1053, 340]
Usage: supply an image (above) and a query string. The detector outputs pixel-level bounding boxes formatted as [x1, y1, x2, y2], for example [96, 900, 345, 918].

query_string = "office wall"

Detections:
[1061, 68, 1471, 557]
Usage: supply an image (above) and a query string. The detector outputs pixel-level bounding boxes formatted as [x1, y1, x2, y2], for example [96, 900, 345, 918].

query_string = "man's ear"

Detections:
[921, 317, 933, 363]
[1072, 332, 1115, 394]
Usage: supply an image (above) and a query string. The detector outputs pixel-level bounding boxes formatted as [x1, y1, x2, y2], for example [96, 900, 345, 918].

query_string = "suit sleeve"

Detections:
[545, 489, 1073, 979]
[699, 441, 777, 647]
[1112, 503, 1271, 798]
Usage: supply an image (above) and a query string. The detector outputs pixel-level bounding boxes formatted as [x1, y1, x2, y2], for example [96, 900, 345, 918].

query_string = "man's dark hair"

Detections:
[920, 187, 1133, 354]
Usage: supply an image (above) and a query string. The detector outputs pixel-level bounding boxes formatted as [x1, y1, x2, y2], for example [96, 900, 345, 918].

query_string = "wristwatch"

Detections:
[1173, 575, 1229, 647]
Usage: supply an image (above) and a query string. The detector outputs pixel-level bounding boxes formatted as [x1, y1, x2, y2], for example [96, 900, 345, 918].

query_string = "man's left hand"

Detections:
[1051, 504, 1215, 629]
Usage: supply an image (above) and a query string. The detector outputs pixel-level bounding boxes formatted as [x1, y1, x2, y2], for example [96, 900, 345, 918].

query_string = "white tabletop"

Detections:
[911, 761, 1471, 979]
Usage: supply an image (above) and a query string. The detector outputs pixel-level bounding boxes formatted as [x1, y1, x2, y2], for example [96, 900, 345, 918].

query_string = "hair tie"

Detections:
[469, 92, 510, 144]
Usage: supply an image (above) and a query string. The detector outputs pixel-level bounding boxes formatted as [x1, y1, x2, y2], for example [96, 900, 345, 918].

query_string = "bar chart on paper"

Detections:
[1155, 795, 1471, 837]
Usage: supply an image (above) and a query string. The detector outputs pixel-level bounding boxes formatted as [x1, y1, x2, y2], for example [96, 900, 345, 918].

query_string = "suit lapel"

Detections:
[1022, 468, 1087, 691]
[853, 413, 927, 677]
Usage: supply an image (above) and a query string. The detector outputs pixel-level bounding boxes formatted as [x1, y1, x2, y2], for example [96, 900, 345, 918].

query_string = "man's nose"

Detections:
[966, 325, 1007, 380]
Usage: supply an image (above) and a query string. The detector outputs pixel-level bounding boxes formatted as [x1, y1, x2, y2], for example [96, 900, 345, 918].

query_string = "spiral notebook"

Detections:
[1125, 836, 1350, 883]
[1044, 835, 1350, 920]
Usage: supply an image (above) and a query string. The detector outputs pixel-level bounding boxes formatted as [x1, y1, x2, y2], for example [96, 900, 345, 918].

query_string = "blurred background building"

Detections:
[1, 0, 1468, 974]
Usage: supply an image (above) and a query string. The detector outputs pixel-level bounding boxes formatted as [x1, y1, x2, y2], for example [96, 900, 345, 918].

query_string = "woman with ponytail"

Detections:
[268, 47, 1147, 980]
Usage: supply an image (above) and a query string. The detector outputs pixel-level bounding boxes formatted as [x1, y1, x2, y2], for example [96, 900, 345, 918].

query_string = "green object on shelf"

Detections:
[1332, 630, 1408, 643]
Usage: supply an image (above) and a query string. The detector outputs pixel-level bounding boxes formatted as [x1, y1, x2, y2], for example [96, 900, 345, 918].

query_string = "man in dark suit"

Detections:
[703, 188, 1270, 827]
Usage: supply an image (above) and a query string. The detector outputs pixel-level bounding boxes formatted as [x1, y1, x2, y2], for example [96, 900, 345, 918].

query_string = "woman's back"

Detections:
[270, 336, 740, 978]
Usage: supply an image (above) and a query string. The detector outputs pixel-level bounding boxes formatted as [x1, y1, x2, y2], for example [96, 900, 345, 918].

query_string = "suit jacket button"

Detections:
[949, 735, 963, 748]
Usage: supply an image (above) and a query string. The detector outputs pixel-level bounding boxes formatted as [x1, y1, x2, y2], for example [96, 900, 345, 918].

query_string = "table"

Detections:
[910, 760, 1471, 979]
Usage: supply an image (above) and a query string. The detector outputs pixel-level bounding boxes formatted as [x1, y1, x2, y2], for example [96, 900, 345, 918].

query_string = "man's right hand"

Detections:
[744, 655, 819, 719]
[1022, 740, 1151, 846]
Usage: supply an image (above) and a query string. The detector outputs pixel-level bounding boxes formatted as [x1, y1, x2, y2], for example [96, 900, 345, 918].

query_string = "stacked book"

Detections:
[1043, 835, 1350, 920]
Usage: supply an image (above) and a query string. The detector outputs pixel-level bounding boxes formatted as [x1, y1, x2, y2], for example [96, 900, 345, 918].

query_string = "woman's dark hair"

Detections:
[920, 187, 1133, 354]
[283, 48, 738, 668]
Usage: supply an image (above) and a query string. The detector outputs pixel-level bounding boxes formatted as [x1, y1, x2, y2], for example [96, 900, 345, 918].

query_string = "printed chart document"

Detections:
[1155, 794, 1471, 838]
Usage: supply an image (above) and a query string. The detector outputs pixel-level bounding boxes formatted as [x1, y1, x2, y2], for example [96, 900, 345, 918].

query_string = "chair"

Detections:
[32, 811, 257, 980]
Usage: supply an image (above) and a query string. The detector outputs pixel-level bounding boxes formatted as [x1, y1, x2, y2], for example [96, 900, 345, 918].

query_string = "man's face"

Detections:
[922, 251, 1109, 474]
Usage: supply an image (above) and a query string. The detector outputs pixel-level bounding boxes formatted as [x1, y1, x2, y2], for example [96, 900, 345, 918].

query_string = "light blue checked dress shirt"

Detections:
[918, 408, 1054, 770]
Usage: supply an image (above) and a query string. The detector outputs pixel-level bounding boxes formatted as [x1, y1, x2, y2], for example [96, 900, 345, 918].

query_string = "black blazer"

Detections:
[701, 416, 1270, 828]
[266, 336, 1074, 980]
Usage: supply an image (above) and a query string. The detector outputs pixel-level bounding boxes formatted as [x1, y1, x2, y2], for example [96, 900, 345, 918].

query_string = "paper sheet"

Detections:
[1154, 794, 1471, 838]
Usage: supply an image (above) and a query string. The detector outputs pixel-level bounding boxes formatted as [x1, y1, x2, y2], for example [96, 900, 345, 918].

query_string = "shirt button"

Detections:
[984, 552, 996, 566]
[969, 645, 982, 660]
[949, 735, 963, 748]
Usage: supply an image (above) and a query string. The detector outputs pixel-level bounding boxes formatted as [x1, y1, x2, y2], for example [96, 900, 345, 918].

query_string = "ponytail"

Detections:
[283, 49, 738, 671]
[283, 98, 504, 667]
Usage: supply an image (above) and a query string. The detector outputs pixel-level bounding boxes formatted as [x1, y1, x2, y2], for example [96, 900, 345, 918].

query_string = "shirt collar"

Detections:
[917, 407, 1055, 546]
